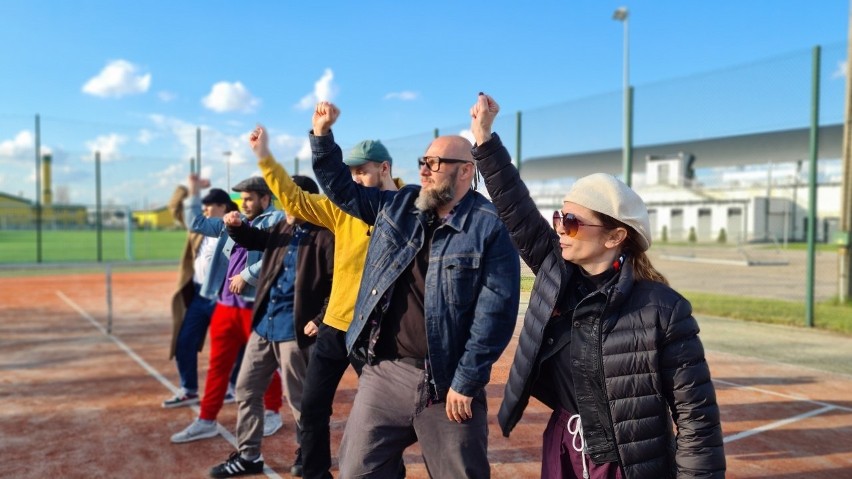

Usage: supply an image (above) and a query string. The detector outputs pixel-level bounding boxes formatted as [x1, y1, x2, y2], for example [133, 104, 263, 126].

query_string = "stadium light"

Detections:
[613, 6, 632, 186]
[223, 151, 232, 190]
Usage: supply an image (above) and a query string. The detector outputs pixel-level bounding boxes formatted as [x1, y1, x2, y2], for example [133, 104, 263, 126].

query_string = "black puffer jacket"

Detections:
[475, 134, 725, 479]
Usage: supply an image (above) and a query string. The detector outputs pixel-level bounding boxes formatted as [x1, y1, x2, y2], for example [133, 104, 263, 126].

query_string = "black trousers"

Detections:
[300, 323, 360, 479]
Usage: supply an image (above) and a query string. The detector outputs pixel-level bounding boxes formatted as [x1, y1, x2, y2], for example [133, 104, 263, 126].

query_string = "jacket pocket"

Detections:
[443, 255, 481, 306]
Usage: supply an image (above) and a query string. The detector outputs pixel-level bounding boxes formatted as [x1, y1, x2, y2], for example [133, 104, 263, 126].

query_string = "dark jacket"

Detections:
[311, 131, 520, 398]
[475, 134, 725, 479]
[228, 220, 334, 350]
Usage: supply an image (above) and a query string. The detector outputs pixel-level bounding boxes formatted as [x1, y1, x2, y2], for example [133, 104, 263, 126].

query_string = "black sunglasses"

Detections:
[552, 210, 605, 237]
[417, 156, 472, 172]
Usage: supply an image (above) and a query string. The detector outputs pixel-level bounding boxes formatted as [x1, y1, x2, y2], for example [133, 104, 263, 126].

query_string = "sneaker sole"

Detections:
[262, 422, 282, 437]
[162, 398, 200, 409]
[170, 428, 219, 444]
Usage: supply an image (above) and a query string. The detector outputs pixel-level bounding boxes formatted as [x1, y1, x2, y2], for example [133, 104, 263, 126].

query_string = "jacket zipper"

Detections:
[597, 292, 624, 470]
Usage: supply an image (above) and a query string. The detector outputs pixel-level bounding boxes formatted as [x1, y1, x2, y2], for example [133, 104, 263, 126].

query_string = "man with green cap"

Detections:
[248, 124, 402, 478]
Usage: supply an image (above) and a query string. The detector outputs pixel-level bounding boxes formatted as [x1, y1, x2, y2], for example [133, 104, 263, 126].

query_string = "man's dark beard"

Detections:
[415, 173, 456, 212]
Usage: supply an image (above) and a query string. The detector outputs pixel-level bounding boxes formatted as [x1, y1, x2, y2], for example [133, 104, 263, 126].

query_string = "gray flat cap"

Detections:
[232, 176, 272, 195]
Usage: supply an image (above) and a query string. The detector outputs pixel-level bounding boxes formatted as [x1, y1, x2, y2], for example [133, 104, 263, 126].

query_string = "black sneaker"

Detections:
[290, 448, 303, 477]
[162, 392, 199, 408]
[209, 452, 264, 478]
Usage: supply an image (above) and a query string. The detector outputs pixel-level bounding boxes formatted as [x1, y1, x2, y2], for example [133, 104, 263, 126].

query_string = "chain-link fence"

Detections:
[1, 42, 847, 263]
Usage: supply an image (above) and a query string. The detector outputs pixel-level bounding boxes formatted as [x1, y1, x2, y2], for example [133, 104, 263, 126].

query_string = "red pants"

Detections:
[199, 303, 282, 421]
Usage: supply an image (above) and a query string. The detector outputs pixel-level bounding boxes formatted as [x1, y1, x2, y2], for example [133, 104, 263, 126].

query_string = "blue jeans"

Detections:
[175, 285, 244, 393]
[300, 323, 361, 479]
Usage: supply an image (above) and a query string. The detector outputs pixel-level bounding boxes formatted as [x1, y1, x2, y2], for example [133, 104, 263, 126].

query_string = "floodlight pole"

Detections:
[223, 151, 232, 190]
[613, 7, 633, 186]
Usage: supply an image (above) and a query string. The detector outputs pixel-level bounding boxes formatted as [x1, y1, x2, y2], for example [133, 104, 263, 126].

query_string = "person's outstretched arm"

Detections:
[185, 175, 225, 238]
[224, 211, 270, 252]
[471, 94, 558, 275]
[310, 101, 386, 226]
[250, 125, 342, 231]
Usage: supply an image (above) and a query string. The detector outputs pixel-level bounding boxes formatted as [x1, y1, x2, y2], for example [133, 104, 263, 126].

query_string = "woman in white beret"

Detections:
[470, 93, 725, 479]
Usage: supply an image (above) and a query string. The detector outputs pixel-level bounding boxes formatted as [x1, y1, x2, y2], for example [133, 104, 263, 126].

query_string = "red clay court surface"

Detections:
[2, 269, 852, 478]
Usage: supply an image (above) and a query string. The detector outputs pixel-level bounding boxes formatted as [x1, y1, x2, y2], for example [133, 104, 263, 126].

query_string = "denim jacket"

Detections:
[311, 132, 520, 398]
[185, 195, 284, 302]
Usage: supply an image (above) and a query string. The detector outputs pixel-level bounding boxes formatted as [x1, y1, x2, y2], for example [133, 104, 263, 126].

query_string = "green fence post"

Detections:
[35, 114, 42, 263]
[516, 110, 522, 172]
[96, 151, 103, 263]
[806, 45, 821, 328]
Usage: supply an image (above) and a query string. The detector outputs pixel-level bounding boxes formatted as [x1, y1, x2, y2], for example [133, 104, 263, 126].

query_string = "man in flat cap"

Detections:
[172, 175, 286, 444]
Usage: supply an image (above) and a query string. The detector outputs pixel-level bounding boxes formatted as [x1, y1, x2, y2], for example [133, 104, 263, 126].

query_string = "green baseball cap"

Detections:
[344, 139, 392, 166]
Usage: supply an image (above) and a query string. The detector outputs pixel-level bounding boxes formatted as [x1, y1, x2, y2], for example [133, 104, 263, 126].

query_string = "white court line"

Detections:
[713, 378, 852, 414]
[723, 405, 836, 444]
[56, 290, 283, 479]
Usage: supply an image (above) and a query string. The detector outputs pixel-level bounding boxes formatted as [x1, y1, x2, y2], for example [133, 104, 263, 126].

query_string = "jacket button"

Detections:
[371, 289, 377, 295]
[546, 338, 554, 345]
[573, 321, 580, 328]
[572, 360, 580, 366]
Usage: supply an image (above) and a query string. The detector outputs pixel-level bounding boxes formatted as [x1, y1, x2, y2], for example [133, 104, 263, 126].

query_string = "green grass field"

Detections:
[0, 229, 187, 263]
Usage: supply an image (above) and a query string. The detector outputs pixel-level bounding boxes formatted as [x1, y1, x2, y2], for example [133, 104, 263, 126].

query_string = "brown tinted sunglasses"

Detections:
[552, 210, 605, 237]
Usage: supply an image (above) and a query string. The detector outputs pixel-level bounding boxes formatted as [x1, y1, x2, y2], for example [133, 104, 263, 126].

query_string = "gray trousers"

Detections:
[235, 331, 311, 459]
[338, 359, 490, 479]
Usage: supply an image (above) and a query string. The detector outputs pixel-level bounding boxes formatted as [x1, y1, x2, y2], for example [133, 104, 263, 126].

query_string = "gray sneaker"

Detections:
[262, 411, 283, 437]
[171, 419, 219, 443]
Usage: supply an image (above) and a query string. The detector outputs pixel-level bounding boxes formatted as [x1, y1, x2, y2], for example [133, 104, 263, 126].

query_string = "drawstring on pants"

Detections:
[566, 414, 589, 479]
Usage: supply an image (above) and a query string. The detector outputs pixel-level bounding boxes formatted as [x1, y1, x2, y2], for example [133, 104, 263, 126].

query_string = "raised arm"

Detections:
[185, 175, 225, 238]
[310, 101, 386, 226]
[471, 94, 558, 274]
[224, 211, 270, 251]
[250, 124, 343, 230]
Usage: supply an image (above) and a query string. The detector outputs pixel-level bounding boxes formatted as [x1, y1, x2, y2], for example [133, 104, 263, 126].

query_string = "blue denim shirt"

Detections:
[185, 196, 284, 302]
[254, 225, 309, 342]
[311, 132, 520, 398]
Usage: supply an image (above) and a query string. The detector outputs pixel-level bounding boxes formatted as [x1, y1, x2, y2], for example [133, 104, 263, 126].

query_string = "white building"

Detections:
[522, 124, 842, 245]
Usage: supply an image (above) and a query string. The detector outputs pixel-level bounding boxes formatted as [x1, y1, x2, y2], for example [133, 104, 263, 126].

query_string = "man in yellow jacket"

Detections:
[250, 125, 401, 478]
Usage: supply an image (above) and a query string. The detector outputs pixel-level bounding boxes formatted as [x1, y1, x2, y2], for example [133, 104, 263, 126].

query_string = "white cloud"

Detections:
[82, 60, 151, 98]
[0, 130, 34, 157]
[273, 133, 312, 160]
[0, 131, 51, 162]
[202, 81, 260, 113]
[384, 91, 419, 101]
[458, 129, 475, 144]
[137, 129, 155, 144]
[832, 60, 848, 79]
[296, 68, 337, 110]
[158, 90, 177, 102]
[85, 133, 127, 162]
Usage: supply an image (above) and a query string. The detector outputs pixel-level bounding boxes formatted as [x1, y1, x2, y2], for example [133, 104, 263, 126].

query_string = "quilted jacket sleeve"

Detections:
[659, 296, 726, 478]
[474, 133, 558, 275]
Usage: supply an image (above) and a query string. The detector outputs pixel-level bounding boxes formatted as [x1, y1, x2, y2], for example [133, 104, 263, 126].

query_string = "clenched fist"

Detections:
[312, 101, 340, 136]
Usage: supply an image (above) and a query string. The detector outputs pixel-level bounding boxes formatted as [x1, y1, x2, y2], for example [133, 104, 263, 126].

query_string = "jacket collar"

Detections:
[407, 188, 477, 233]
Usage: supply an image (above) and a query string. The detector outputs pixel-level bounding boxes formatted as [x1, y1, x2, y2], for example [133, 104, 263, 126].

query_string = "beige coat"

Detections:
[168, 185, 207, 359]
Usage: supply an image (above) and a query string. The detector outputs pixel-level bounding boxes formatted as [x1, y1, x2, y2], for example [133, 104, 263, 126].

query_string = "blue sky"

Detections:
[0, 0, 848, 208]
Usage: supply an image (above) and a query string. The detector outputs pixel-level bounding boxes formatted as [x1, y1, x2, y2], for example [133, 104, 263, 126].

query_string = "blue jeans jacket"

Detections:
[185, 196, 283, 302]
[311, 132, 520, 398]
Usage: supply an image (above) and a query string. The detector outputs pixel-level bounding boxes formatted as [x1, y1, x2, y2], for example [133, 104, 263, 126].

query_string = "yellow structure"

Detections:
[0, 191, 87, 228]
[0, 192, 32, 228]
[132, 207, 176, 230]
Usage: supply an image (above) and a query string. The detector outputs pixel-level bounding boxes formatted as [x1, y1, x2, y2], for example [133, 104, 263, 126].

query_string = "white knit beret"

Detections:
[562, 173, 652, 252]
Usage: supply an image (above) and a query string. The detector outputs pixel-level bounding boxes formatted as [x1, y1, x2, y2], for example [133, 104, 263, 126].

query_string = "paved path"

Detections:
[648, 245, 839, 302]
